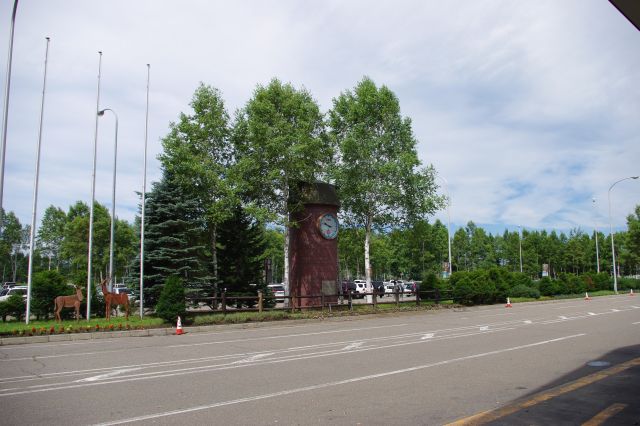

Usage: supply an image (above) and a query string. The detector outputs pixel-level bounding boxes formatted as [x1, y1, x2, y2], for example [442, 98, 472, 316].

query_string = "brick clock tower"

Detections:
[289, 182, 339, 308]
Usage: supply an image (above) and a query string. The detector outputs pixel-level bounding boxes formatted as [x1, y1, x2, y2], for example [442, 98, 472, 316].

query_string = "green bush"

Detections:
[539, 277, 558, 296]
[31, 270, 69, 320]
[509, 284, 540, 299]
[154, 276, 186, 323]
[618, 277, 640, 291]
[452, 270, 497, 305]
[0, 294, 26, 321]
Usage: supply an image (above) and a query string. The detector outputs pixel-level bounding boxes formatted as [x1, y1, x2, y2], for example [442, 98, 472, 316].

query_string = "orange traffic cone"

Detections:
[505, 297, 512, 308]
[175, 316, 184, 335]
[584, 292, 591, 300]
[630, 289, 635, 296]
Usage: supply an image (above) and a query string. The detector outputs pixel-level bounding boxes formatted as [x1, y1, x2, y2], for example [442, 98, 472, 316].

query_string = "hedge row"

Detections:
[422, 269, 639, 306]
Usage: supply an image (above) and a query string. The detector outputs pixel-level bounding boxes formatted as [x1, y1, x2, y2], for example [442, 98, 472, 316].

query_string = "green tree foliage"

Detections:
[329, 77, 441, 296]
[30, 270, 68, 320]
[155, 275, 186, 323]
[0, 210, 26, 282]
[0, 293, 25, 322]
[36, 206, 67, 271]
[140, 174, 209, 307]
[234, 78, 330, 296]
[217, 206, 267, 293]
[60, 201, 135, 284]
[160, 84, 235, 293]
[623, 205, 640, 273]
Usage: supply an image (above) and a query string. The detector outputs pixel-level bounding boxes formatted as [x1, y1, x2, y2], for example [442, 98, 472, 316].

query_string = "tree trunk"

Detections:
[364, 217, 373, 303]
[211, 224, 218, 295]
[283, 188, 290, 307]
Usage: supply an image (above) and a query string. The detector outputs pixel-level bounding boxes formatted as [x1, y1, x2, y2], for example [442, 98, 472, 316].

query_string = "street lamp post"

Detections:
[0, 0, 19, 227]
[608, 176, 639, 294]
[86, 51, 102, 320]
[518, 225, 523, 273]
[437, 175, 453, 277]
[98, 108, 118, 290]
[592, 198, 600, 274]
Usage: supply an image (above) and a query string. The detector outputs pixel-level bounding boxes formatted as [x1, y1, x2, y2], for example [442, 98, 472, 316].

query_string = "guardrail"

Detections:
[186, 288, 454, 316]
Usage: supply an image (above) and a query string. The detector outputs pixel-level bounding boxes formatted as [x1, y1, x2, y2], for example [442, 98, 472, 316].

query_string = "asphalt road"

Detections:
[0, 295, 638, 425]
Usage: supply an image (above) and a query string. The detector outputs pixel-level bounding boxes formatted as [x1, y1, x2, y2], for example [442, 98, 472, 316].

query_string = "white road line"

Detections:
[559, 316, 568, 320]
[523, 320, 532, 324]
[479, 326, 489, 331]
[0, 327, 516, 396]
[611, 309, 620, 312]
[90, 334, 586, 426]
[76, 368, 142, 383]
[342, 342, 364, 350]
[633, 321, 640, 325]
[232, 353, 274, 364]
[588, 312, 596, 316]
[0, 323, 410, 362]
[421, 333, 434, 340]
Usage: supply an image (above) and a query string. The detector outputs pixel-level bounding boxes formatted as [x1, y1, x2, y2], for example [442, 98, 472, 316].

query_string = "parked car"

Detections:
[342, 280, 356, 295]
[0, 286, 27, 302]
[113, 287, 135, 302]
[267, 284, 285, 302]
[2, 282, 16, 290]
[353, 280, 367, 298]
[403, 283, 415, 295]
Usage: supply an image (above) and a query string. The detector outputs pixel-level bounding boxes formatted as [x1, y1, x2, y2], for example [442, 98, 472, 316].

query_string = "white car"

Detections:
[353, 280, 367, 297]
[267, 284, 285, 302]
[0, 286, 27, 302]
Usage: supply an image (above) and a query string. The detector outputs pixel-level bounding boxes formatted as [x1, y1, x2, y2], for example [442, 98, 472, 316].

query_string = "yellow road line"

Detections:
[582, 403, 627, 426]
[447, 357, 640, 425]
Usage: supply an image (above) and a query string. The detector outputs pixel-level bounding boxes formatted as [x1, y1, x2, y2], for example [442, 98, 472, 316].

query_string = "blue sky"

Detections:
[0, 0, 638, 236]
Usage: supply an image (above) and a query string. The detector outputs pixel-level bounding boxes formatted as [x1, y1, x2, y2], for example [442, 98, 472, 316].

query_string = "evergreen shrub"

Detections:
[155, 276, 186, 323]
[509, 284, 540, 299]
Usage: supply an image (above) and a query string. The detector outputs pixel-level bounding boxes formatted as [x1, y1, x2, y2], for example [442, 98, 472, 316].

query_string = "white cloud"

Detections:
[0, 0, 638, 235]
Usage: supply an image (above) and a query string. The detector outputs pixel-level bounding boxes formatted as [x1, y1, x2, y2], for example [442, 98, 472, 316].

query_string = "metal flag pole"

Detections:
[140, 63, 150, 318]
[0, 0, 19, 231]
[86, 51, 102, 320]
[26, 36, 50, 324]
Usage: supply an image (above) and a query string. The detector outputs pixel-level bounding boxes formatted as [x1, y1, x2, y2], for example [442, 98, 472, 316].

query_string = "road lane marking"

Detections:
[89, 334, 585, 425]
[232, 353, 274, 364]
[76, 368, 142, 383]
[479, 326, 489, 331]
[523, 320, 532, 324]
[342, 342, 364, 350]
[582, 403, 627, 426]
[0, 327, 518, 396]
[447, 357, 640, 426]
[588, 312, 596, 316]
[559, 316, 568, 320]
[421, 333, 434, 340]
[632, 321, 640, 325]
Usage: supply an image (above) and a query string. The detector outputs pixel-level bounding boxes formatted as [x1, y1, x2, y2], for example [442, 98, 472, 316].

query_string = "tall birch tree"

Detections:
[329, 77, 441, 302]
[233, 79, 330, 299]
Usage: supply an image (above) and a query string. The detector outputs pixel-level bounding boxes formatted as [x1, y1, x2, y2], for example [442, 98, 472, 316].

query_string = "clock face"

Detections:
[317, 213, 339, 240]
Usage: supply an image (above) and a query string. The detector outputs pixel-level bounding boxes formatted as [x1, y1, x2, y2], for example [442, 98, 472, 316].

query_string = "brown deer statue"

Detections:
[54, 285, 84, 322]
[101, 277, 130, 320]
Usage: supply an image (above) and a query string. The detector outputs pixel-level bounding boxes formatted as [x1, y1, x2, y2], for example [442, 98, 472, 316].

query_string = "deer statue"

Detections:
[100, 277, 129, 320]
[54, 285, 84, 322]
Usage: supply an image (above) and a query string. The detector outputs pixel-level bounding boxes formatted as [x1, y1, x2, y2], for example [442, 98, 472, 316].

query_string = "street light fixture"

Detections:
[608, 176, 639, 293]
[98, 108, 118, 290]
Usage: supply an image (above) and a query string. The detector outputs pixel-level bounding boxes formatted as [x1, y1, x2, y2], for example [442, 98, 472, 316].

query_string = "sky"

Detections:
[0, 0, 638, 237]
